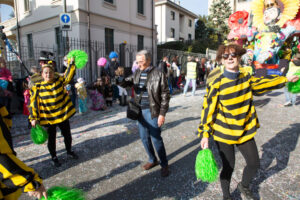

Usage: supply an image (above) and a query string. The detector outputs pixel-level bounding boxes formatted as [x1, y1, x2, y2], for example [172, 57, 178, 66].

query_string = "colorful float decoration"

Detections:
[227, 0, 300, 76]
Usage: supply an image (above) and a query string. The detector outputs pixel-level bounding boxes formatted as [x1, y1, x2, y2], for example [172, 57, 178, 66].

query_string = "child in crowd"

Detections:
[75, 78, 88, 114]
[89, 78, 106, 111]
[104, 76, 113, 107]
[23, 78, 31, 129]
[0, 57, 12, 90]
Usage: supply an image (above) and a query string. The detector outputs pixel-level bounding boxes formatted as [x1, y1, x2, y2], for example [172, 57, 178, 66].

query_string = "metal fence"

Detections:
[4, 38, 152, 83]
[3, 37, 215, 83]
[157, 48, 206, 66]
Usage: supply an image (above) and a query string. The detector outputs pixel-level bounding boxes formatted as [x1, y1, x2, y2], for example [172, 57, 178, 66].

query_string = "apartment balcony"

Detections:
[0, 17, 17, 39]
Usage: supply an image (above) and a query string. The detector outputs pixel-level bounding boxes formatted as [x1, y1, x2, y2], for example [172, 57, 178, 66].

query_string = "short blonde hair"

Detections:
[41, 64, 54, 71]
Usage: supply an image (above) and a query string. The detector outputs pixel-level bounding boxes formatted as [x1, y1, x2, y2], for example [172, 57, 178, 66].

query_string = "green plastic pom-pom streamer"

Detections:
[31, 125, 48, 144]
[288, 71, 300, 94]
[195, 149, 219, 183]
[67, 50, 88, 69]
[40, 186, 85, 200]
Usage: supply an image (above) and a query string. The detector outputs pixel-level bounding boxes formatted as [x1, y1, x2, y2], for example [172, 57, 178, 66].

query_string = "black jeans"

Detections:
[216, 139, 260, 198]
[46, 120, 72, 158]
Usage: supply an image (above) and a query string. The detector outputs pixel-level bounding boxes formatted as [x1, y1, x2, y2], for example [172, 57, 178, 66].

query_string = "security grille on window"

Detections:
[171, 28, 175, 38]
[105, 28, 114, 55]
[24, 0, 30, 12]
[137, 35, 144, 51]
[104, 0, 114, 4]
[137, 0, 144, 15]
[171, 11, 175, 20]
[27, 34, 34, 58]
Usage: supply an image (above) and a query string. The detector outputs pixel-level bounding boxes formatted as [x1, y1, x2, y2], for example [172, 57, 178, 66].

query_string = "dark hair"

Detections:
[216, 44, 247, 62]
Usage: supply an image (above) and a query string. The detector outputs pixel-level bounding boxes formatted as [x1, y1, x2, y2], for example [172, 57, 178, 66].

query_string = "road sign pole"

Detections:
[63, 0, 69, 53]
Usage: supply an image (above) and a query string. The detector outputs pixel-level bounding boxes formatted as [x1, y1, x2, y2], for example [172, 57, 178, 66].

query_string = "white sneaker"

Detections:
[284, 102, 292, 107]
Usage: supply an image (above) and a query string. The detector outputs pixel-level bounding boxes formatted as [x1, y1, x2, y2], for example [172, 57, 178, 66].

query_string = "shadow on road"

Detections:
[75, 161, 141, 192]
[28, 130, 140, 180]
[95, 139, 212, 200]
[253, 98, 271, 108]
[266, 92, 283, 97]
[252, 123, 300, 199]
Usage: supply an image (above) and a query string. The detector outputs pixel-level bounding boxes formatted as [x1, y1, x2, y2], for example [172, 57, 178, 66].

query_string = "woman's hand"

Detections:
[31, 120, 37, 127]
[28, 184, 47, 199]
[200, 137, 209, 149]
[287, 75, 299, 83]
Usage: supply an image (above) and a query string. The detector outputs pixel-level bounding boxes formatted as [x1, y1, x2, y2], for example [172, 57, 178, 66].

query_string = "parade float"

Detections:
[227, 0, 300, 76]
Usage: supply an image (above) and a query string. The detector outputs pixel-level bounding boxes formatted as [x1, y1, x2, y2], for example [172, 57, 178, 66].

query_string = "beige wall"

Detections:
[7, 0, 154, 48]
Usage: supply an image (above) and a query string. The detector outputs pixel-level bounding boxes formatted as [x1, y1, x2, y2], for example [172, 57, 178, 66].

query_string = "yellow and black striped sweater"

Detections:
[29, 64, 76, 125]
[198, 71, 287, 144]
[0, 104, 43, 199]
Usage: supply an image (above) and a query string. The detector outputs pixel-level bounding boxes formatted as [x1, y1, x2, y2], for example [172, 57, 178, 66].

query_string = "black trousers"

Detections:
[216, 139, 260, 198]
[46, 120, 72, 158]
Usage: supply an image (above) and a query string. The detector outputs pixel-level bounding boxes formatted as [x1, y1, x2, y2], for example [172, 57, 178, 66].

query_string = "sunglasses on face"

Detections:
[222, 53, 238, 59]
[265, 3, 276, 8]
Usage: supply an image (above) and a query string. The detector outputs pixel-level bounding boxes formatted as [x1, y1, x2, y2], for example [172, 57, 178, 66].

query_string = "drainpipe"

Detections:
[14, 0, 23, 77]
[87, 0, 92, 83]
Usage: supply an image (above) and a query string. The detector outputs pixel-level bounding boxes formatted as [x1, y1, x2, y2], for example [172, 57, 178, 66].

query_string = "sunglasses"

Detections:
[265, 3, 276, 8]
[222, 53, 238, 59]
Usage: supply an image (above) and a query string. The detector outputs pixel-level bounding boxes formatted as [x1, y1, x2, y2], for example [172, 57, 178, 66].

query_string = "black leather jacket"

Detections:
[122, 66, 170, 118]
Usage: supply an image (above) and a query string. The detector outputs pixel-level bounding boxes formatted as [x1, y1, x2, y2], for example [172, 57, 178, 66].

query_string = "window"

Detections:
[171, 11, 175, 20]
[104, 0, 114, 3]
[188, 34, 192, 41]
[171, 28, 175, 38]
[189, 19, 192, 27]
[137, 35, 144, 51]
[27, 34, 34, 58]
[137, 0, 144, 15]
[105, 28, 114, 55]
[24, 0, 30, 12]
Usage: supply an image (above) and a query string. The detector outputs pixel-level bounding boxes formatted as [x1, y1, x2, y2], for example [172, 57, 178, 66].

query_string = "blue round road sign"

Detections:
[61, 14, 70, 23]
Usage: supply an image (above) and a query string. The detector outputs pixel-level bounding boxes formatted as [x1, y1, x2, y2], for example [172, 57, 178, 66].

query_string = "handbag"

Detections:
[126, 97, 142, 120]
[126, 75, 148, 120]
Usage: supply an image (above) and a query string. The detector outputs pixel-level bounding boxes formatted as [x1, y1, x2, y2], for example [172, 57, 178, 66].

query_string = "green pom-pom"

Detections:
[288, 71, 300, 93]
[195, 149, 219, 183]
[31, 125, 48, 144]
[40, 186, 85, 200]
[67, 50, 88, 69]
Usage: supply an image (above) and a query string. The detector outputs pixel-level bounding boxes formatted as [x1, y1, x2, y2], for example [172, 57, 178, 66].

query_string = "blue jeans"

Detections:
[168, 77, 173, 94]
[138, 109, 168, 167]
[183, 78, 196, 95]
[284, 86, 296, 105]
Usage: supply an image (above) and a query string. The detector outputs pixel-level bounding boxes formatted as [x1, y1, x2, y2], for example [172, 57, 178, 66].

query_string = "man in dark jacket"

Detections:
[122, 50, 170, 177]
[158, 56, 168, 75]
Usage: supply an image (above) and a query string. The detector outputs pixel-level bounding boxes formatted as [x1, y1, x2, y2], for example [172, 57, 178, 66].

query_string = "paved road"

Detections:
[13, 87, 300, 200]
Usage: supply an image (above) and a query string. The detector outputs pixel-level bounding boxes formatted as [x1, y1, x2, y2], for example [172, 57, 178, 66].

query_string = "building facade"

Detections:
[208, 0, 252, 15]
[0, 0, 156, 80]
[155, 0, 197, 44]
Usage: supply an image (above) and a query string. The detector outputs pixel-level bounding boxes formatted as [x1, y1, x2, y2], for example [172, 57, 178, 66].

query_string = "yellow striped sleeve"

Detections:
[0, 153, 42, 193]
[63, 63, 76, 86]
[29, 84, 40, 121]
[250, 75, 287, 95]
[198, 81, 220, 138]
[0, 105, 12, 130]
